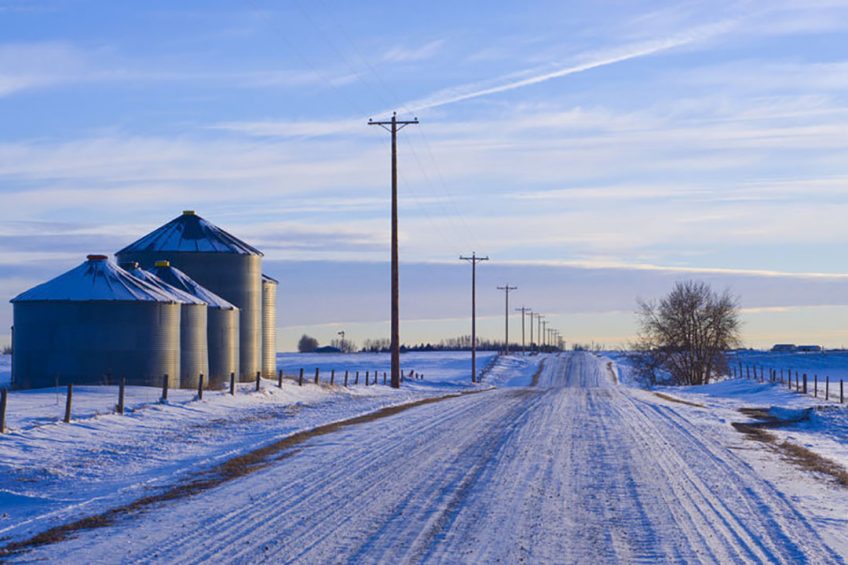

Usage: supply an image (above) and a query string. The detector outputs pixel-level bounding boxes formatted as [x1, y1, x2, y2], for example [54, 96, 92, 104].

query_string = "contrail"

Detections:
[403, 20, 737, 112]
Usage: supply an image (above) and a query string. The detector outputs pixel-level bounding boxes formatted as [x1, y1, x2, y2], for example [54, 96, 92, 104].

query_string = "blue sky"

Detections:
[2, 0, 848, 350]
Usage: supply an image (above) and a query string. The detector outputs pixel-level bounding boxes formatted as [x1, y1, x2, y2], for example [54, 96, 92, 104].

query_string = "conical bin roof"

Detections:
[150, 261, 237, 310]
[116, 211, 262, 256]
[12, 255, 177, 303]
[122, 264, 206, 305]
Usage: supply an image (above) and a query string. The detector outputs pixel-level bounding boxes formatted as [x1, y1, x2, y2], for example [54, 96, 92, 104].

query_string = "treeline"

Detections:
[298, 333, 563, 354]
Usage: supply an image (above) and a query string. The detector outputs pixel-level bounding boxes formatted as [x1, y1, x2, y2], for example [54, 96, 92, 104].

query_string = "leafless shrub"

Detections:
[633, 280, 740, 386]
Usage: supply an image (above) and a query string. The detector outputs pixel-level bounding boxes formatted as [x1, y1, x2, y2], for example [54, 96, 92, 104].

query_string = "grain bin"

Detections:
[261, 274, 278, 378]
[151, 260, 239, 388]
[123, 262, 208, 389]
[116, 211, 262, 381]
[10, 255, 180, 389]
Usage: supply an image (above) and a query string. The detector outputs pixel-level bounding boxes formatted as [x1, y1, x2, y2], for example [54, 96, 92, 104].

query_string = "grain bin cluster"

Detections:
[10, 211, 278, 390]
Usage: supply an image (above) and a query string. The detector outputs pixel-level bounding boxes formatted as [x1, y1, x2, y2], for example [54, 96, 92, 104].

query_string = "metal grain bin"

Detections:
[10, 255, 180, 389]
[261, 274, 278, 378]
[123, 263, 208, 389]
[116, 211, 262, 381]
[151, 261, 239, 388]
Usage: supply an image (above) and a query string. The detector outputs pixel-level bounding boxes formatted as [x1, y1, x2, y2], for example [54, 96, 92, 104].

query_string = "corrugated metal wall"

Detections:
[12, 301, 180, 388]
[207, 306, 239, 387]
[117, 251, 261, 381]
[261, 276, 278, 378]
[179, 303, 208, 389]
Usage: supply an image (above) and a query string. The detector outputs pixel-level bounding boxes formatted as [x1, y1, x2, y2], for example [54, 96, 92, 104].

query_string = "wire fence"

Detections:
[732, 363, 845, 405]
[0, 366, 426, 434]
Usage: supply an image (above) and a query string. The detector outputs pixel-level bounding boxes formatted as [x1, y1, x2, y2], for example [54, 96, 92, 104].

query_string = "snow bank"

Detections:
[0, 351, 522, 546]
[0, 355, 9, 387]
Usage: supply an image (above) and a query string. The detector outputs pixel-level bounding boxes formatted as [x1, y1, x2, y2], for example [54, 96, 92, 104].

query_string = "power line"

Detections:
[460, 252, 489, 382]
[368, 112, 418, 388]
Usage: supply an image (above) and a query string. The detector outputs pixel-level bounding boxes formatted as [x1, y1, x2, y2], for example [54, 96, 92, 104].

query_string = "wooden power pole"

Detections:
[497, 285, 518, 354]
[536, 314, 544, 353]
[516, 306, 531, 354]
[460, 252, 489, 383]
[369, 112, 418, 388]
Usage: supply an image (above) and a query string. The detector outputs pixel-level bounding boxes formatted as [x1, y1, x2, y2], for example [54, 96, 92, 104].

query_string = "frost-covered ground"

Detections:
[604, 350, 848, 470]
[604, 351, 848, 555]
[0, 351, 538, 549]
[731, 349, 848, 382]
[12, 352, 846, 563]
[0, 355, 9, 387]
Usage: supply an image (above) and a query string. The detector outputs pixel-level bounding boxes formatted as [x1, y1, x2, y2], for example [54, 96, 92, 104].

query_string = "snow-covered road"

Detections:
[15, 352, 845, 563]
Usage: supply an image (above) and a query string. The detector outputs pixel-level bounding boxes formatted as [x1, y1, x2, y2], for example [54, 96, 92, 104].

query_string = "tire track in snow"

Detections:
[15, 352, 845, 564]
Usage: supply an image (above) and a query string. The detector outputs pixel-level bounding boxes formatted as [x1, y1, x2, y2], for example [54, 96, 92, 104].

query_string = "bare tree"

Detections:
[633, 280, 740, 385]
[297, 334, 319, 353]
[330, 338, 356, 353]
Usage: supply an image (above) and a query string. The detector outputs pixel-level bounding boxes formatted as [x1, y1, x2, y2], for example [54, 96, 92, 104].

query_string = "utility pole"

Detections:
[541, 319, 548, 351]
[497, 285, 517, 354]
[460, 252, 489, 383]
[529, 312, 535, 352]
[337, 330, 346, 353]
[536, 314, 544, 353]
[516, 306, 531, 354]
[369, 112, 418, 388]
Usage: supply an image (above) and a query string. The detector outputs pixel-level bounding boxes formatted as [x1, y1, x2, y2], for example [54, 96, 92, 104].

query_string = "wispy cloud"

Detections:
[0, 42, 88, 96]
[402, 19, 738, 111]
[383, 39, 446, 63]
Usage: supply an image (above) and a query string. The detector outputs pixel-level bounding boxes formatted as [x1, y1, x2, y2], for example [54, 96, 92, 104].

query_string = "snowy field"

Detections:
[731, 349, 848, 382]
[604, 350, 848, 470]
[9, 352, 847, 563]
[606, 351, 848, 555]
[0, 351, 539, 550]
[0, 355, 9, 387]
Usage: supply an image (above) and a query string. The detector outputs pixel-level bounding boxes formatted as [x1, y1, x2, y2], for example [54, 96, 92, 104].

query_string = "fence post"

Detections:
[355, 371, 359, 385]
[278, 369, 283, 388]
[814, 375, 818, 397]
[314, 368, 319, 385]
[298, 368, 304, 386]
[383, 372, 387, 385]
[256, 371, 261, 392]
[344, 370, 349, 386]
[64, 383, 73, 423]
[0, 388, 7, 433]
[330, 369, 335, 385]
[230, 372, 236, 395]
[117, 377, 125, 414]
[841, 380, 844, 404]
[365, 371, 370, 386]
[198, 374, 204, 400]
[803, 374, 807, 395]
[826, 376, 829, 401]
[161, 374, 169, 402]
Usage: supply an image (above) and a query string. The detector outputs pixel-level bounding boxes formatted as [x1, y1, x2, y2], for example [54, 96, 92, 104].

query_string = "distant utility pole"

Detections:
[369, 112, 418, 388]
[541, 320, 548, 351]
[497, 285, 518, 354]
[529, 312, 535, 352]
[460, 252, 489, 383]
[516, 306, 531, 354]
[337, 330, 346, 352]
[536, 314, 544, 353]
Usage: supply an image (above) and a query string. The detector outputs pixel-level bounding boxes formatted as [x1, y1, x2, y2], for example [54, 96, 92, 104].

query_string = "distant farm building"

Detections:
[771, 344, 797, 352]
[10, 212, 278, 390]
